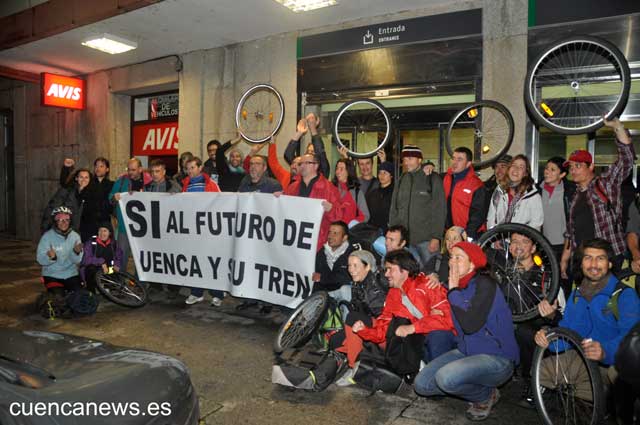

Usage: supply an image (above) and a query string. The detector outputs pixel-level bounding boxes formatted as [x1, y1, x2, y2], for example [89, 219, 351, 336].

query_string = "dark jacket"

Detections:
[389, 168, 446, 244]
[366, 182, 394, 232]
[144, 179, 181, 193]
[42, 184, 104, 242]
[313, 243, 354, 292]
[237, 175, 283, 194]
[350, 271, 387, 318]
[59, 166, 114, 222]
[217, 140, 245, 192]
[80, 237, 124, 271]
[284, 134, 330, 179]
[423, 252, 450, 286]
[447, 273, 519, 363]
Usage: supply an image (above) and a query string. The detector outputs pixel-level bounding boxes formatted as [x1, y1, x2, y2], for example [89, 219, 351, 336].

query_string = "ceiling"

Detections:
[0, 0, 450, 76]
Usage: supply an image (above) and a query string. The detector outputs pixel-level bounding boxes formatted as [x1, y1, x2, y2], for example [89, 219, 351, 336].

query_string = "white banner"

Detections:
[119, 192, 324, 308]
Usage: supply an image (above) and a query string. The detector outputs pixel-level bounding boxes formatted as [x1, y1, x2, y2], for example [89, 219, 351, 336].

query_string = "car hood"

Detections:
[0, 329, 198, 425]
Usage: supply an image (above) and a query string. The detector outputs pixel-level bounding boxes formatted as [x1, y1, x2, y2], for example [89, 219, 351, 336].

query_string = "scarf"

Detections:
[543, 183, 556, 197]
[323, 240, 350, 270]
[458, 270, 476, 290]
[505, 187, 524, 223]
[578, 273, 610, 302]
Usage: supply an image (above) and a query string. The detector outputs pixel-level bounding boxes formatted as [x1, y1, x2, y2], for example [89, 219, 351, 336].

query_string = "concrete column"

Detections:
[482, 0, 529, 170]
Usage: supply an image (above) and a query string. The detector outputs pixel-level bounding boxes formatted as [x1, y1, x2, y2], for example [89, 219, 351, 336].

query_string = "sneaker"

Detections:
[211, 297, 222, 307]
[517, 382, 535, 410]
[466, 388, 500, 421]
[185, 294, 204, 305]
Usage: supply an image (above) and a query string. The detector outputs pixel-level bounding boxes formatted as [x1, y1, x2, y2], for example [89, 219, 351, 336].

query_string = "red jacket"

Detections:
[358, 273, 456, 344]
[357, 273, 455, 344]
[337, 181, 365, 224]
[268, 143, 293, 190]
[443, 166, 485, 236]
[284, 174, 343, 251]
[181, 173, 221, 193]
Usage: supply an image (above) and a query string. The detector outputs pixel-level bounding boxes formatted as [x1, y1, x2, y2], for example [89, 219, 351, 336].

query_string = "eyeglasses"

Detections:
[300, 161, 317, 165]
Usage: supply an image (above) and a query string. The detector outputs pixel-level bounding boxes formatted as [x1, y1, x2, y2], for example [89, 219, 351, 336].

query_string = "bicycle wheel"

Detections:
[273, 292, 329, 353]
[446, 100, 514, 169]
[525, 35, 630, 135]
[531, 327, 605, 425]
[95, 270, 148, 308]
[333, 98, 391, 159]
[235, 83, 285, 143]
[477, 223, 560, 322]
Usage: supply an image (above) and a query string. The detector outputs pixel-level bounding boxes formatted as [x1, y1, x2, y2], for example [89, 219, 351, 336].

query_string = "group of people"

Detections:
[36, 112, 640, 420]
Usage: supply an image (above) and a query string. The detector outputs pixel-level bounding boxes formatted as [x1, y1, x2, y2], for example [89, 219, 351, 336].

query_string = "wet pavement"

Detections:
[0, 236, 542, 425]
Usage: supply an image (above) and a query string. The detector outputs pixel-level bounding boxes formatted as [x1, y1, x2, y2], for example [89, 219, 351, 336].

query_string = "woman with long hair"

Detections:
[487, 154, 543, 230]
[332, 158, 369, 226]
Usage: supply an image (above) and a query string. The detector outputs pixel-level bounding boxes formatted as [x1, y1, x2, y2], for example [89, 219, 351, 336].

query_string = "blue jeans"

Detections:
[413, 241, 436, 269]
[414, 349, 514, 402]
[191, 287, 224, 299]
[424, 330, 457, 363]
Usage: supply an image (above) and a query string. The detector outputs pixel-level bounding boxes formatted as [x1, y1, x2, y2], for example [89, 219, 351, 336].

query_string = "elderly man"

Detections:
[283, 153, 343, 251]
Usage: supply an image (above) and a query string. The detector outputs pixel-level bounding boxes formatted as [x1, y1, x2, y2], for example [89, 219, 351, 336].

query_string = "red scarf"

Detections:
[458, 271, 476, 289]
[543, 183, 555, 197]
[97, 238, 112, 248]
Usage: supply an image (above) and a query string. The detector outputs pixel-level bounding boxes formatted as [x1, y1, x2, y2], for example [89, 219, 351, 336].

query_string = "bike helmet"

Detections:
[51, 206, 73, 217]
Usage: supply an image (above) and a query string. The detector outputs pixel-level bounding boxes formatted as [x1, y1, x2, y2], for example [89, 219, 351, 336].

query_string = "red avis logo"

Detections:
[132, 122, 179, 156]
[41, 73, 85, 110]
[46, 84, 82, 100]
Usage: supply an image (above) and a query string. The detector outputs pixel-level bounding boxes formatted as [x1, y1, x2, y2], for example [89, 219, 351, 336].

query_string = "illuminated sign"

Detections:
[41, 73, 86, 110]
[132, 121, 179, 156]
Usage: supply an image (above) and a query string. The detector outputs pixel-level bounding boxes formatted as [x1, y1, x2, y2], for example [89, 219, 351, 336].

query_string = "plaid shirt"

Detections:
[567, 140, 635, 255]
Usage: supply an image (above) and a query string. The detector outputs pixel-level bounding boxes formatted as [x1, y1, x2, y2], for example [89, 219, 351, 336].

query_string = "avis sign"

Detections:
[41, 73, 85, 110]
[132, 121, 179, 156]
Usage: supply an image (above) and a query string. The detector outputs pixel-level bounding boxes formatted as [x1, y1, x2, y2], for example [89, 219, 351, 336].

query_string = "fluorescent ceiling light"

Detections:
[274, 0, 338, 12]
[81, 34, 137, 54]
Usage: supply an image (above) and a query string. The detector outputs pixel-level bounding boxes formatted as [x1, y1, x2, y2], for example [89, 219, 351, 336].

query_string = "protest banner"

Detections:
[119, 192, 323, 308]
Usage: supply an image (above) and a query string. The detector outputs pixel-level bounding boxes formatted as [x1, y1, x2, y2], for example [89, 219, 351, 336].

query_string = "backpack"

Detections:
[272, 348, 346, 392]
[352, 343, 405, 394]
[572, 280, 631, 321]
[37, 292, 69, 319]
[65, 289, 99, 316]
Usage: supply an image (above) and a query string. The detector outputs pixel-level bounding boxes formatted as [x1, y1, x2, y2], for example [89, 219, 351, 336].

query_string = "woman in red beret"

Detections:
[414, 241, 519, 421]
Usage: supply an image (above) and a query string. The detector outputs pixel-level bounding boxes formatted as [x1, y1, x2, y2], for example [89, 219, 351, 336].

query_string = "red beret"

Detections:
[452, 241, 487, 269]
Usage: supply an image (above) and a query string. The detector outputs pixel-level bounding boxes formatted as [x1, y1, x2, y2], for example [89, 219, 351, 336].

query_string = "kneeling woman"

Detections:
[414, 242, 519, 421]
[80, 222, 124, 293]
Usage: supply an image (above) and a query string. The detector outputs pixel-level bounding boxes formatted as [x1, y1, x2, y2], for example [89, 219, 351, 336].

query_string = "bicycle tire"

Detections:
[477, 223, 560, 322]
[524, 35, 630, 135]
[96, 270, 148, 308]
[531, 327, 605, 425]
[235, 83, 285, 144]
[333, 98, 391, 159]
[445, 100, 514, 169]
[273, 291, 330, 353]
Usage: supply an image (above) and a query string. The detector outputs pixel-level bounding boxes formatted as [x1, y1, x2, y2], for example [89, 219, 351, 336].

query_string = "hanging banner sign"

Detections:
[41, 73, 86, 110]
[119, 192, 324, 308]
[132, 121, 179, 156]
[298, 9, 482, 59]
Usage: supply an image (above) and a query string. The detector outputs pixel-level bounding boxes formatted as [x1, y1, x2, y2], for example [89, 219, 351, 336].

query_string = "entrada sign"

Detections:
[41, 73, 86, 110]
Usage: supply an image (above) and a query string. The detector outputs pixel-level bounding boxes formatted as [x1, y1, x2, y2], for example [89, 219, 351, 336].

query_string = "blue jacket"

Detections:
[448, 274, 519, 364]
[560, 274, 640, 366]
[36, 229, 83, 279]
[109, 173, 152, 234]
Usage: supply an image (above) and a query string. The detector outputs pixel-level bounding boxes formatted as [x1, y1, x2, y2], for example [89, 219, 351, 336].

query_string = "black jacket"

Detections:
[42, 184, 103, 242]
[313, 244, 354, 292]
[217, 140, 245, 192]
[350, 271, 387, 318]
[59, 166, 113, 220]
[284, 134, 330, 179]
[366, 182, 394, 231]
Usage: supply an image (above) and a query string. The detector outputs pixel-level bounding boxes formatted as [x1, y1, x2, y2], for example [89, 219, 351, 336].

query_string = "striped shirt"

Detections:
[186, 175, 206, 192]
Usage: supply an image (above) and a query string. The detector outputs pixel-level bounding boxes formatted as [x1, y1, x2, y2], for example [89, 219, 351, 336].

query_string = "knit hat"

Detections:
[97, 221, 113, 235]
[452, 241, 487, 269]
[493, 154, 512, 167]
[349, 249, 377, 273]
[378, 161, 394, 177]
[401, 145, 423, 160]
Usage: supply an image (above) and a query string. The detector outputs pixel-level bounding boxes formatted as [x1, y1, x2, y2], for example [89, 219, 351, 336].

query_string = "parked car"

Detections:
[0, 328, 199, 425]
